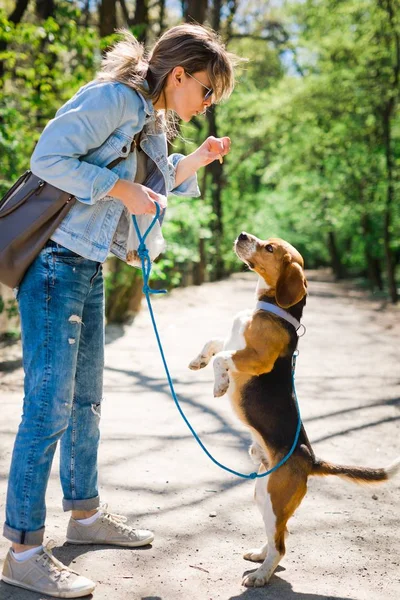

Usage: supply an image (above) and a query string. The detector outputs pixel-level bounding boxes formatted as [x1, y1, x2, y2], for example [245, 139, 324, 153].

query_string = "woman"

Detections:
[1, 23, 237, 597]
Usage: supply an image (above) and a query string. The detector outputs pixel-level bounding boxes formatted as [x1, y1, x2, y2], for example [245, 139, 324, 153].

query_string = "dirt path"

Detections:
[0, 272, 399, 600]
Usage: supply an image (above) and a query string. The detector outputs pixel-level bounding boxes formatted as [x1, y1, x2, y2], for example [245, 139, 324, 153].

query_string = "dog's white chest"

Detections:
[223, 309, 252, 353]
[217, 309, 253, 403]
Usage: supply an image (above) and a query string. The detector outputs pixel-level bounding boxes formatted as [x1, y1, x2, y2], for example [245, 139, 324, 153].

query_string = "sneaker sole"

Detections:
[1, 575, 95, 598]
[66, 534, 154, 547]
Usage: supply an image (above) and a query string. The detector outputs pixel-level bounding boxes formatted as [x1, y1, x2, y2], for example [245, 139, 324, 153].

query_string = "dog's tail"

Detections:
[311, 456, 400, 484]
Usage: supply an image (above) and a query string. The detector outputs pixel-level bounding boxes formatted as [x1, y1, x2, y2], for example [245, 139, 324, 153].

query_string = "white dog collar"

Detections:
[256, 301, 302, 333]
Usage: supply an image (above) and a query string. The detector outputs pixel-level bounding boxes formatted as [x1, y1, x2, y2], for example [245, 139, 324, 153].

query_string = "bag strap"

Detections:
[106, 130, 142, 171]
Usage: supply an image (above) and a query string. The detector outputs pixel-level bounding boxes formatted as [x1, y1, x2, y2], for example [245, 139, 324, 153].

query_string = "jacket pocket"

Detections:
[106, 129, 133, 158]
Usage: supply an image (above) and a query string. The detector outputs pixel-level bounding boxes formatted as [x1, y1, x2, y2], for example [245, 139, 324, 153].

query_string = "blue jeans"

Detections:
[3, 241, 104, 545]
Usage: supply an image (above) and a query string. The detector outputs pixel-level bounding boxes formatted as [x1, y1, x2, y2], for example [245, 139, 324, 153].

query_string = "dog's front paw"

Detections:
[242, 569, 271, 587]
[243, 547, 268, 562]
[213, 372, 229, 397]
[188, 356, 208, 370]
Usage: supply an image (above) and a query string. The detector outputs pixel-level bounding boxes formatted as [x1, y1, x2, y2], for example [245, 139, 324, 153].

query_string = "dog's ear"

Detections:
[276, 255, 307, 308]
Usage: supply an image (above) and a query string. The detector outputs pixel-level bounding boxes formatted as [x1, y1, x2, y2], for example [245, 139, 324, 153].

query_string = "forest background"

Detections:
[0, 0, 399, 329]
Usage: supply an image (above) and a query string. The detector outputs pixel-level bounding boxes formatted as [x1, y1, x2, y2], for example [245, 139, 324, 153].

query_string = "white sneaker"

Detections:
[67, 504, 154, 547]
[1, 542, 96, 598]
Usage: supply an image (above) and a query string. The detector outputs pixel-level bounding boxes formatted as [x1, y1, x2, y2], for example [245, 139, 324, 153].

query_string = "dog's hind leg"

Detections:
[243, 479, 281, 586]
[243, 473, 270, 563]
[242, 463, 308, 587]
[189, 338, 224, 370]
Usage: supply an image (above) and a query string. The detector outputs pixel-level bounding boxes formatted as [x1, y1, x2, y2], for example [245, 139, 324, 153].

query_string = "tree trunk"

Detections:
[9, 0, 30, 22]
[207, 106, 225, 280]
[118, 0, 132, 27]
[361, 212, 383, 291]
[194, 167, 209, 285]
[193, 237, 206, 285]
[327, 230, 345, 280]
[132, 0, 149, 43]
[83, 0, 91, 27]
[35, 0, 55, 20]
[225, 0, 238, 39]
[105, 258, 143, 323]
[211, 0, 221, 30]
[205, 1, 225, 279]
[359, 181, 383, 291]
[158, 0, 166, 33]
[99, 0, 117, 38]
[184, 0, 208, 23]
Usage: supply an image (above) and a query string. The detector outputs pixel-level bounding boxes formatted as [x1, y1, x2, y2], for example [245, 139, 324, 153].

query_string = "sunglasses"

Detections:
[185, 71, 213, 101]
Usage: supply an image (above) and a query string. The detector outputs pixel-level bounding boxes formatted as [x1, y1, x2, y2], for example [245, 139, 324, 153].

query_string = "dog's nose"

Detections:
[238, 232, 248, 241]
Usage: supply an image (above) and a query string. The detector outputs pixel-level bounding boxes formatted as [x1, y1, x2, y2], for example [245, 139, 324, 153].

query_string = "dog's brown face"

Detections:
[234, 232, 307, 308]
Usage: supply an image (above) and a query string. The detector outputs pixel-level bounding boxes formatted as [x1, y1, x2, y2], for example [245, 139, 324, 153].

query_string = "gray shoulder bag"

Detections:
[0, 133, 140, 289]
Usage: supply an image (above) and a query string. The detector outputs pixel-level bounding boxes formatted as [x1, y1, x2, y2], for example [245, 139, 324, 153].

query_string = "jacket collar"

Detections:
[138, 80, 156, 118]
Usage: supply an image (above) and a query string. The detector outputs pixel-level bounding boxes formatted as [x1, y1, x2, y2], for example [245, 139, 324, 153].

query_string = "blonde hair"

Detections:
[97, 24, 239, 111]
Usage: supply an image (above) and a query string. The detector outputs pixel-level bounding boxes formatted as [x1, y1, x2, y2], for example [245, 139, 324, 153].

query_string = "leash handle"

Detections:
[132, 202, 161, 244]
[132, 210, 303, 479]
[132, 204, 167, 295]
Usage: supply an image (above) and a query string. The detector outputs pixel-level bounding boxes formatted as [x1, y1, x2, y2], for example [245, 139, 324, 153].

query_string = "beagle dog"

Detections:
[189, 232, 400, 588]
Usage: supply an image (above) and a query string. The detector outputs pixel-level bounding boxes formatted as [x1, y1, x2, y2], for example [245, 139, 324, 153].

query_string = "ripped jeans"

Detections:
[3, 240, 104, 545]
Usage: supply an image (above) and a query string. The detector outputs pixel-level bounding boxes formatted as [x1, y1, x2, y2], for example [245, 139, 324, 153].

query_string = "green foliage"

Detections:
[0, 0, 399, 329]
[153, 194, 214, 284]
[0, 295, 18, 319]
[215, 0, 400, 285]
[0, 3, 98, 193]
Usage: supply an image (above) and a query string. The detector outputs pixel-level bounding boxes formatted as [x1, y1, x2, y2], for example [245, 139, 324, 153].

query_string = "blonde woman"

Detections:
[2, 24, 237, 597]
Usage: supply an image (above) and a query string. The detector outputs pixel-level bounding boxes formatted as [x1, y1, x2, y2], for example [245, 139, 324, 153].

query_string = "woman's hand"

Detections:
[192, 136, 231, 167]
[173, 136, 231, 188]
[109, 180, 167, 215]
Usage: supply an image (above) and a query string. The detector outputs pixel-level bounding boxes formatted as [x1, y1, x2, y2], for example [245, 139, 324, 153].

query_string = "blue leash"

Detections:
[132, 206, 302, 479]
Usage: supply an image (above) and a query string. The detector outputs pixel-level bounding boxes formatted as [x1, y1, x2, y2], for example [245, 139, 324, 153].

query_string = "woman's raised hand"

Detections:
[193, 136, 231, 167]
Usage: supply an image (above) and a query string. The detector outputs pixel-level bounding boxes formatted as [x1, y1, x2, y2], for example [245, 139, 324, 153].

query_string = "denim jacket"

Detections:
[30, 80, 200, 263]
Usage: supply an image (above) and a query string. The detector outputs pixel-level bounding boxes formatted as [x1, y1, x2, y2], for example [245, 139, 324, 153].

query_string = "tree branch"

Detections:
[9, 0, 30, 23]
[118, 0, 132, 26]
